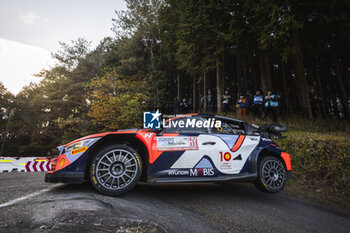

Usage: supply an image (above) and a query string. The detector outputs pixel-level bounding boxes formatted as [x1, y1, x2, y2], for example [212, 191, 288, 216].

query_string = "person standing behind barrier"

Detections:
[264, 90, 279, 122]
[207, 90, 214, 112]
[200, 94, 204, 113]
[188, 98, 193, 112]
[236, 95, 248, 120]
[173, 98, 180, 115]
[180, 98, 188, 113]
[222, 90, 231, 112]
[173, 97, 179, 115]
[253, 90, 263, 118]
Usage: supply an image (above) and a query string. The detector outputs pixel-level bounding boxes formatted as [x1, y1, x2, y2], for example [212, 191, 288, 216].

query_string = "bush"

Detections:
[277, 131, 350, 196]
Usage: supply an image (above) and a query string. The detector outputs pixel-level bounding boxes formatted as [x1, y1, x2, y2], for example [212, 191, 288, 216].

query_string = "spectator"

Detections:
[264, 90, 279, 122]
[173, 97, 179, 115]
[188, 98, 193, 112]
[236, 95, 248, 120]
[207, 90, 214, 112]
[200, 94, 204, 113]
[311, 95, 322, 118]
[180, 98, 189, 113]
[222, 90, 231, 112]
[253, 90, 263, 118]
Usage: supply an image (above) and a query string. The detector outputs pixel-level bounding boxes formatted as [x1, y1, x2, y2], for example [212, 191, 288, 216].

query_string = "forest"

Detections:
[0, 0, 349, 156]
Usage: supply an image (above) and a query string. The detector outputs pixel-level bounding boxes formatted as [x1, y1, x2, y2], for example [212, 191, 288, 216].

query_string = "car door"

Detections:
[211, 119, 260, 174]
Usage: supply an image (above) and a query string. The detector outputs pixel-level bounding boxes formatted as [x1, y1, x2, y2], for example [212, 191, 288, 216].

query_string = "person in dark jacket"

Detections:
[222, 90, 231, 112]
[253, 90, 263, 118]
[180, 98, 189, 113]
[207, 90, 214, 112]
[188, 98, 193, 112]
[173, 97, 179, 115]
[200, 94, 204, 113]
[311, 95, 322, 118]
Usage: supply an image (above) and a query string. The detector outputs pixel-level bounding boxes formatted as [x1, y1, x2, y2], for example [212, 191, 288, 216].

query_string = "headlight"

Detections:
[65, 138, 100, 153]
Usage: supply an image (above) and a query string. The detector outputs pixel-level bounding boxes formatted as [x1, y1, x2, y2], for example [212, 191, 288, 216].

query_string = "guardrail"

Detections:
[0, 157, 51, 172]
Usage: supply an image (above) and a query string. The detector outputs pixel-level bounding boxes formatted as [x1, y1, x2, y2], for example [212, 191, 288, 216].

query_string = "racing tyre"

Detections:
[89, 144, 142, 196]
[255, 156, 286, 193]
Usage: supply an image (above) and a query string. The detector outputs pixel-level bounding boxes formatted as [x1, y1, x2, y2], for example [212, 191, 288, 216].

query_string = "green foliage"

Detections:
[87, 68, 148, 130]
[277, 131, 350, 199]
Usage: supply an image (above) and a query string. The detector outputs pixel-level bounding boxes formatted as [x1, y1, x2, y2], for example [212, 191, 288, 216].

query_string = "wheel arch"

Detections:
[255, 148, 286, 171]
[85, 134, 149, 181]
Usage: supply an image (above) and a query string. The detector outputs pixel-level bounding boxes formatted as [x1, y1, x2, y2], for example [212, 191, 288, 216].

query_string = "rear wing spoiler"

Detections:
[260, 124, 288, 139]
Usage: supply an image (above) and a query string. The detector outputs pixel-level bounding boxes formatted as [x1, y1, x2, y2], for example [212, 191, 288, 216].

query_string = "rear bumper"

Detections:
[45, 172, 85, 184]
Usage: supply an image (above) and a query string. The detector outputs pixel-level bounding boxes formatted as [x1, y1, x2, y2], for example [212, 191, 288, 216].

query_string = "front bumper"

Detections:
[45, 172, 85, 184]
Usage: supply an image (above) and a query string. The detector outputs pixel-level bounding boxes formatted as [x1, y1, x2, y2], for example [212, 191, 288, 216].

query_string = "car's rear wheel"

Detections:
[89, 144, 142, 196]
[255, 156, 286, 193]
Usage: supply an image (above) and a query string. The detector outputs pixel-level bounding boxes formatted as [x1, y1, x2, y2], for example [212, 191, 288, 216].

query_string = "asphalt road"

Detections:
[0, 172, 349, 233]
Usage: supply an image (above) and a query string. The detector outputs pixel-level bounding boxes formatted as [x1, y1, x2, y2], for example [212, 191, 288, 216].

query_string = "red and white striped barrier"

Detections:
[0, 157, 51, 173]
[25, 161, 51, 172]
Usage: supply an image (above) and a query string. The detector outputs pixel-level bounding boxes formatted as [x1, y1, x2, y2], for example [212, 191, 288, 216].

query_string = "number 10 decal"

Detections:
[218, 151, 233, 171]
[220, 152, 232, 161]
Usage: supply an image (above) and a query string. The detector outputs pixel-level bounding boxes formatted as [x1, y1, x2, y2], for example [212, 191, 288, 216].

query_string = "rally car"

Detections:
[45, 114, 292, 196]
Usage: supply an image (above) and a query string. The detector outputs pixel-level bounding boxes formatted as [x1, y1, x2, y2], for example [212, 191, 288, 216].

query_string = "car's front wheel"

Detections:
[255, 156, 286, 193]
[89, 144, 142, 196]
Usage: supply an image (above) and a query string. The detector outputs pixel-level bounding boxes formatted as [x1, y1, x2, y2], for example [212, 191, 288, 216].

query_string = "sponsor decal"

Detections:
[143, 111, 222, 129]
[157, 137, 198, 151]
[189, 168, 214, 176]
[167, 168, 214, 177]
[92, 176, 97, 184]
[143, 110, 161, 129]
[163, 117, 221, 129]
[71, 146, 87, 155]
[168, 170, 190, 176]
[218, 151, 233, 171]
[135, 154, 141, 166]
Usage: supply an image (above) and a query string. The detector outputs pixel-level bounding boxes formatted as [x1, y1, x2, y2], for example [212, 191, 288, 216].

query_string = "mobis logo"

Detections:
[190, 168, 214, 176]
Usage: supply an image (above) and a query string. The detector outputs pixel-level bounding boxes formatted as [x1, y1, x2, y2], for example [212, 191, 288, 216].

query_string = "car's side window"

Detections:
[212, 119, 246, 135]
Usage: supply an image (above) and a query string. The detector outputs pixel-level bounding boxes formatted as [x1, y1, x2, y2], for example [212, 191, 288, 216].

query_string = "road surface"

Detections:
[0, 172, 349, 233]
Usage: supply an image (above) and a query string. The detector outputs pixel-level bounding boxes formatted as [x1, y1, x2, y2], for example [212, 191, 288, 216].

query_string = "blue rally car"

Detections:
[45, 114, 292, 196]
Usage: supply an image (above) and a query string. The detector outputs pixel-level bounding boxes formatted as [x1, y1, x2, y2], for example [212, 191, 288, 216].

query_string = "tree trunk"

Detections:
[242, 59, 247, 95]
[253, 62, 258, 92]
[216, 56, 223, 114]
[259, 54, 268, 94]
[177, 71, 182, 101]
[330, 83, 339, 118]
[203, 71, 207, 112]
[343, 63, 350, 95]
[193, 75, 196, 112]
[293, 29, 312, 118]
[263, 53, 272, 91]
[331, 42, 350, 124]
[236, 52, 241, 97]
[281, 62, 290, 115]
[314, 63, 327, 117]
